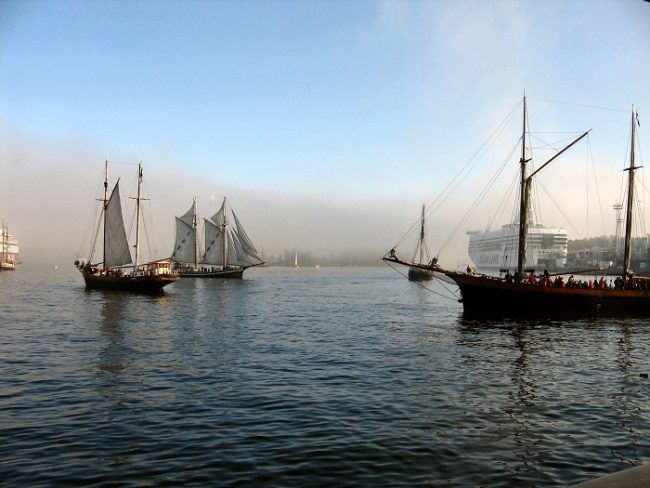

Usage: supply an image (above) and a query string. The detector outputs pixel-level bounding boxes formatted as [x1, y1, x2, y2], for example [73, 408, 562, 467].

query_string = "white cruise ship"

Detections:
[467, 221, 567, 271]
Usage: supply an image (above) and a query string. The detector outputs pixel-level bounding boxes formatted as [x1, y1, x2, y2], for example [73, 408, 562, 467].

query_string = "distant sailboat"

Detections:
[385, 204, 434, 281]
[0, 219, 16, 271]
[408, 205, 433, 281]
[74, 160, 180, 293]
[171, 196, 265, 278]
[294, 252, 299, 268]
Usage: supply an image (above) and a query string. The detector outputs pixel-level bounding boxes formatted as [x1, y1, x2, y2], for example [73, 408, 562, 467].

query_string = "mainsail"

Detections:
[203, 218, 224, 265]
[104, 182, 133, 268]
[199, 197, 264, 268]
[172, 201, 196, 263]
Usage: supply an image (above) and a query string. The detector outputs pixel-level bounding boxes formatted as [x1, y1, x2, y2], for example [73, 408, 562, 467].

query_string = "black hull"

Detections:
[82, 271, 179, 294]
[408, 267, 433, 281]
[179, 268, 244, 279]
[446, 271, 650, 315]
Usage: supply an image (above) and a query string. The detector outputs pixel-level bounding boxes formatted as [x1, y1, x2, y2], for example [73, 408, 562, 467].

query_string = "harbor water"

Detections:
[1, 265, 649, 486]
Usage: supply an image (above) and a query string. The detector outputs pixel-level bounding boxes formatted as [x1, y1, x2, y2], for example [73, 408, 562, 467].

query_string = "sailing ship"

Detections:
[74, 161, 180, 293]
[0, 219, 18, 271]
[171, 196, 264, 278]
[408, 205, 433, 281]
[385, 204, 436, 281]
[386, 96, 650, 314]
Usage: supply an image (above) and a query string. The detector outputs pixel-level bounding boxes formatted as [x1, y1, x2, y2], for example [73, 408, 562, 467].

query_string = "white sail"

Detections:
[202, 218, 224, 265]
[226, 232, 241, 266]
[231, 210, 262, 262]
[231, 229, 258, 266]
[210, 201, 225, 226]
[172, 201, 196, 263]
[104, 182, 133, 268]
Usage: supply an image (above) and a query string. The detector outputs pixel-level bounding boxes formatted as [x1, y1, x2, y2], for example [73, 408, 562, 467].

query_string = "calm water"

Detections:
[1, 265, 649, 486]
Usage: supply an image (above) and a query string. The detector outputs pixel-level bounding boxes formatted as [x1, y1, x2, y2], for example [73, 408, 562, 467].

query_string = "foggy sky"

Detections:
[0, 122, 631, 268]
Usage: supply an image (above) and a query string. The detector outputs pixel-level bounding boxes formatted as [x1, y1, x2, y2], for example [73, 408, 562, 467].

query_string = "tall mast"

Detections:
[517, 94, 530, 275]
[419, 204, 426, 264]
[102, 159, 109, 269]
[133, 162, 143, 272]
[221, 196, 228, 268]
[623, 108, 639, 279]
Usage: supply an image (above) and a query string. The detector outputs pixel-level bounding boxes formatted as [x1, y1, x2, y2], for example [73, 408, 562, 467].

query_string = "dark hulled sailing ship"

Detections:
[74, 161, 180, 293]
[386, 96, 649, 314]
[171, 196, 264, 278]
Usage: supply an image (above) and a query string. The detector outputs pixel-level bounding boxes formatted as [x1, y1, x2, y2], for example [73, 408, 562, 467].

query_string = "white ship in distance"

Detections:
[467, 219, 568, 271]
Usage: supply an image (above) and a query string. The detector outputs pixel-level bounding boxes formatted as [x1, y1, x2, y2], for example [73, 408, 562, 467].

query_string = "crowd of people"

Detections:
[502, 269, 648, 290]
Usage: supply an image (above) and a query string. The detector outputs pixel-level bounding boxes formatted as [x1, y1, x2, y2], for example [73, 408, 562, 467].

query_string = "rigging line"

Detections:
[383, 260, 459, 301]
[78, 172, 108, 260]
[527, 96, 628, 114]
[502, 186, 520, 268]
[529, 133, 587, 156]
[536, 180, 582, 237]
[588, 138, 607, 234]
[426, 103, 521, 214]
[437, 141, 519, 255]
[390, 100, 522, 250]
[140, 180, 169, 258]
[485, 170, 519, 232]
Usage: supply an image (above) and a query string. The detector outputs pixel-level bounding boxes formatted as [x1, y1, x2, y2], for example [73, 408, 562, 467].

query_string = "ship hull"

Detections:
[179, 268, 244, 279]
[408, 267, 433, 281]
[446, 271, 650, 315]
[82, 271, 180, 293]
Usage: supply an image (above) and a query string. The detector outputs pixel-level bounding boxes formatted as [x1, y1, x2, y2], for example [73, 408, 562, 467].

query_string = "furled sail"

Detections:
[172, 201, 196, 263]
[104, 182, 133, 267]
[202, 218, 224, 265]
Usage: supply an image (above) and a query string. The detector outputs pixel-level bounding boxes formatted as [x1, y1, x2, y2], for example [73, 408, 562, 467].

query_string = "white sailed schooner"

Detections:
[172, 196, 265, 278]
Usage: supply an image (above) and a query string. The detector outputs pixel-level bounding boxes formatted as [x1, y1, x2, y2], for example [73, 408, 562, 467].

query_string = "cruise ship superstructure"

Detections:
[467, 221, 567, 271]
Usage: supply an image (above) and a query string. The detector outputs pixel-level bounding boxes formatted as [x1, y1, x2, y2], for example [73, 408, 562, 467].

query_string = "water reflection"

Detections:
[97, 292, 130, 374]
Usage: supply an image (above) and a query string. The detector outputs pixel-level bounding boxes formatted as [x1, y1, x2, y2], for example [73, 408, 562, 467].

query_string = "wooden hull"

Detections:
[82, 271, 180, 293]
[408, 266, 433, 281]
[446, 271, 650, 315]
[179, 268, 244, 279]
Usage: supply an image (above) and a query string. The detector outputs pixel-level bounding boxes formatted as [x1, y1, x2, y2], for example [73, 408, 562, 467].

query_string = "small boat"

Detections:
[408, 205, 433, 281]
[385, 204, 435, 281]
[0, 219, 17, 271]
[386, 95, 650, 315]
[171, 196, 264, 278]
[74, 161, 180, 293]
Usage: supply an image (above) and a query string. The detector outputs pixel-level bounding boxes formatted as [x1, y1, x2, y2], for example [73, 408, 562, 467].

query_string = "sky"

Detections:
[1, 0, 649, 265]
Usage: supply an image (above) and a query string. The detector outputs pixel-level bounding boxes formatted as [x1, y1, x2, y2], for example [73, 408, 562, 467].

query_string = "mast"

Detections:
[102, 159, 109, 269]
[419, 204, 426, 264]
[221, 196, 228, 268]
[133, 162, 143, 272]
[623, 108, 639, 279]
[515, 95, 588, 276]
[517, 94, 530, 275]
